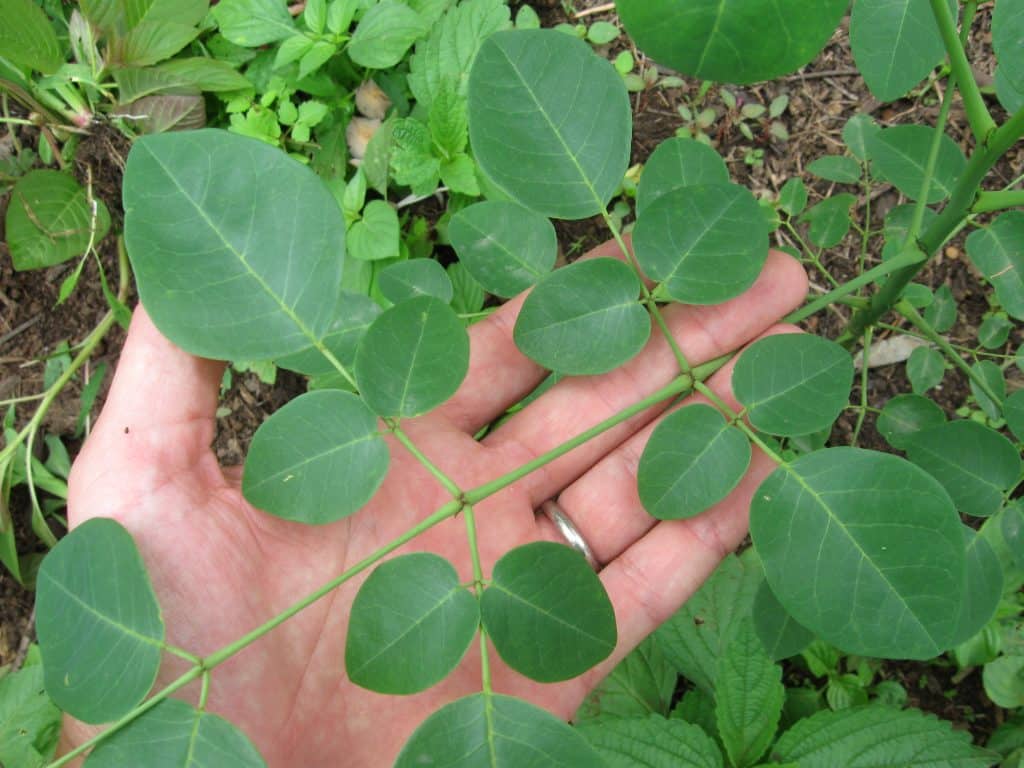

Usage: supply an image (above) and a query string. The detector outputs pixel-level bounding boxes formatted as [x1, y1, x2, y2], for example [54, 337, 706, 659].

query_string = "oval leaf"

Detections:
[348, 0, 427, 69]
[638, 404, 751, 520]
[242, 390, 388, 524]
[867, 125, 967, 204]
[948, 527, 1003, 648]
[468, 29, 631, 219]
[616, 0, 847, 84]
[355, 295, 470, 417]
[395, 693, 603, 767]
[123, 129, 344, 361]
[449, 201, 557, 298]
[275, 292, 381, 376]
[877, 393, 946, 450]
[83, 698, 265, 767]
[36, 518, 164, 724]
[752, 580, 815, 662]
[966, 211, 1024, 321]
[751, 448, 966, 659]
[733, 334, 854, 437]
[346, 553, 479, 694]
[634, 183, 767, 305]
[514, 258, 649, 376]
[481, 542, 616, 682]
[637, 138, 729, 215]
[378, 259, 453, 304]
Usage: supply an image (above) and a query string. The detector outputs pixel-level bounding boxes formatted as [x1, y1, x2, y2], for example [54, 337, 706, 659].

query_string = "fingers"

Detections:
[485, 250, 808, 506]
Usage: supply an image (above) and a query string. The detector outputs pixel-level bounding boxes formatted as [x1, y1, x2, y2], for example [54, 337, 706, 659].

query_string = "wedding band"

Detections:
[538, 500, 600, 571]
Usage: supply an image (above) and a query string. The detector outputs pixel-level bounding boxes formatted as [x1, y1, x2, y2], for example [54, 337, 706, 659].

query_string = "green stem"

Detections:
[973, 190, 1024, 214]
[389, 422, 463, 498]
[198, 671, 211, 712]
[905, 77, 956, 246]
[691, 380, 786, 465]
[851, 326, 873, 447]
[929, 0, 995, 142]
[463, 504, 492, 695]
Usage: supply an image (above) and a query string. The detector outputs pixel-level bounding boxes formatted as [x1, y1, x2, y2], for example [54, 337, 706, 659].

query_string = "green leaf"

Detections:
[7, 170, 111, 271]
[806, 156, 862, 184]
[579, 715, 724, 768]
[751, 448, 966, 659]
[124, 0, 208, 28]
[395, 693, 603, 767]
[978, 315, 1012, 349]
[733, 334, 854, 437]
[587, 20, 621, 45]
[36, 518, 164, 723]
[275, 292, 380, 376]
[213, 0, 296, 46]
[971, 359, 1006, 421]
[297, 40, 336, 79]
[1005, 389, 1024, 442]
[615, 0, 847, 83]
[638, 404, 751, 520]
[275, 34, 314, 68]
[303, 0, 325, 34]
[924, 284, 956, 333]
[513, 258, 649, 376]
[997, 65, 1024, 114]
[440, 153, 480, 196]
[842, 114, 880, 162]
[993, 0, 1024, 93]
[242, 390, 388, 524]
[850, 0, 952, 102]
[408, 0, 510, 107]
[448, 262, 485, 316]
[715, 620, 784, 768]
[799, 193, 856, 249]
[0, 0, 63, 73]
[948, 527, 1002, 648]
[345, 553, 479, 694]
[877, 393, 946, 450]
[576, 637, 676, 722]
[904, 421, 1020, 518]
[752, 581, 814, 662]
[428, 81, 468, 159]
[123, 129, 344, 361]
[867, 126, 967, 203]
[983, 656, 1024, 709]
[449, 201, 557, 298]
[882, 204, 937, 260]
[348, 200, 400, 262]
[777, 178, 808, 217]
[468, 29, 631, 220]
[773, 705, 998, 767]
[634, 183, 767, 304]
[115, 21, 199, 67]
[83, 698, 265, 767]
[654, 554, 760, 693]
[0, 662, 60, 768]
[113, 59, 252, 102]
[348, 0, 427, 69]
[966, 212, 1024, 321]
[390, 118, 440, 195]
[637, 137, 729, 215]
[481, 542, 616, 682]
[906, 346, 944, 394]
[354, 296, 469, 417]
[379, 259, 453, 304]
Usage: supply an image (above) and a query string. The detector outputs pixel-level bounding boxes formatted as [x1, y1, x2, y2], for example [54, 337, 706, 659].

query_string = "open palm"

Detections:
[60, 243, 806, 766]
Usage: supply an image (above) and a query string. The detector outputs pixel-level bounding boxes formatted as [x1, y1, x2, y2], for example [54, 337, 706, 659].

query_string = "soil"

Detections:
[1, 0, 1021, 746]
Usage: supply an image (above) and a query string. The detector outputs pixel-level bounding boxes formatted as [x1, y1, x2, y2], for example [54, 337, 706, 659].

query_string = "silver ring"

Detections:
[538, 500, 600, 571]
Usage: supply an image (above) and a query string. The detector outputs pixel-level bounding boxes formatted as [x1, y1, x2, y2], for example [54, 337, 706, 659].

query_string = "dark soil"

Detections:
[1, 0, 1020, 746]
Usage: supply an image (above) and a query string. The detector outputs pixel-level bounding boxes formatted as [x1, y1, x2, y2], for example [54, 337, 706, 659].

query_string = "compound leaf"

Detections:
[634, 183, 767, 305]
[867, 126, 966, 203]
[733, 334, 854, 437]
[348, 0, 427, 69]
[354, 296, 469, 417]
[36, 518, 164, 724]
[449, 201, 557, 298]
[637, 138, 729, 215]
[123, 129, 344, 361]
[468, 29, 631, 219]
[579, 715, 723, 768]
[752, 581, 814, 662]
[638, 404, 751, 520]
[395, 693, 602, 767]
[615, 0, 847, 84]
[83, 698, 265, 767]
[0, 0, 62, 73]
[379, 259, 453, 304]
[345, 553, 478, 695]
[275, 292, 381, 377]
[514, 258, 649, 376]
[966, 212, 1024, 321]
[903, 420, 1021, 518]
[948, 527, 1002, 648]
[242, 390, 388, 524]
[576, 637, 676, 722]
[876, 394, 946, 450]
[212, 0, 296, 46]
[481, 542, 616, 683]
[751, 448, 965, 659]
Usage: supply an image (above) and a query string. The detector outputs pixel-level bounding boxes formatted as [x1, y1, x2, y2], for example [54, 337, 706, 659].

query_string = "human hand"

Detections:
[60, 240, 807, 766]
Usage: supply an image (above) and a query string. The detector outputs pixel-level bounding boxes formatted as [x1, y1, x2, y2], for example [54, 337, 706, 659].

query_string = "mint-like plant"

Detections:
[33, 0, 1024, 765]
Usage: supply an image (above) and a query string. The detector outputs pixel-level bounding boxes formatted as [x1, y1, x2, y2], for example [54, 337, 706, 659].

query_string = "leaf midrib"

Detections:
[40, 571, 163, 649]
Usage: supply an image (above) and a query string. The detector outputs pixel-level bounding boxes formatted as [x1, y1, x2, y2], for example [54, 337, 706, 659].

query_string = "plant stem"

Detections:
[972, 190, 1024, 214]
[904, 76, 956, 246]
[198, 671, 211, 712]
[851, 326, 873, 447]
[463, 504, 492, 695]
[389, 421, 463, 498]
[929, 0, 995, 142]
[691, 380, 786, 465]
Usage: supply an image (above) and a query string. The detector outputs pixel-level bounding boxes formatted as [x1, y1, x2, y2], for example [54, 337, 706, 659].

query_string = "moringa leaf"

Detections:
[867, 126, 967, 203]
[636, 138, 729, 215]
[752, 580, 815, 662]
[966, 212, 1024, 321]
[378, 259, 454, 304]
[993, 0, 1024, 93]
[275, 292, 381, 377]
[806, 156, 862, 184]
[877, 394, 946, 450]
[948, 527, 1002, 648]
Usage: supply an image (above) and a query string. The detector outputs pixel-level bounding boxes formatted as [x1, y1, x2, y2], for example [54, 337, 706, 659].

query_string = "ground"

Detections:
[0, 0, 1020, 743]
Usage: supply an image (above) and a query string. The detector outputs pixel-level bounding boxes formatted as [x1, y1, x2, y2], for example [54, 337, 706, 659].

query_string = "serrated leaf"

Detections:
[128, 92, 205, 134]
[966, 212, 1024, 321]
[751, 448, 966, 659]
[579, 715, 724, 768]
[772, 705, 997, 767]
[904, 420, 1020, 518]
[867, 126, 967, 204]
[615, 0, 846, 83]
[428, 81, 468, 159]
[0, 0, 63, 73]
[0, 663, 60, 768]
[733, 334, 853, 437]
[113, 21, 199, 66]
[481, 542, 616, 682]
[345, 553, 478, 694]
[390, 118, 440, 195]
[36, 518, 164, 723]
[633, 183, 767, 304]
[877, 393, 946, 450]
[638, 404, 751, 520]
[7, 170, 111, 271]
[354, 296, 469, 417]
[124, 0, 208, 28]
[715, 620, 784, 768]
[113, 59, 252, 102]
[654, 554, 760, 693]
[807, 156, 862, 184]
[348, 0, 427, 69]
[242, 390, 388, 524]
[440, 153, 480, 196]
[752, 581, 814, 662]
[906, 346, 944, 394]
[449, 201, 557, 298]
[948, 527, 1002, 647]
[83, 698, 265, 767]
[468, 29, 631, 220]
[637, 138, 729, 215]
[276, 292, 380, 376]
[378, 259, 453, 304]
[800, 193, 856, 248]
[576, 637, 676, 722]
[513, 258, 649, 376]
[213, 0, 297, 46]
